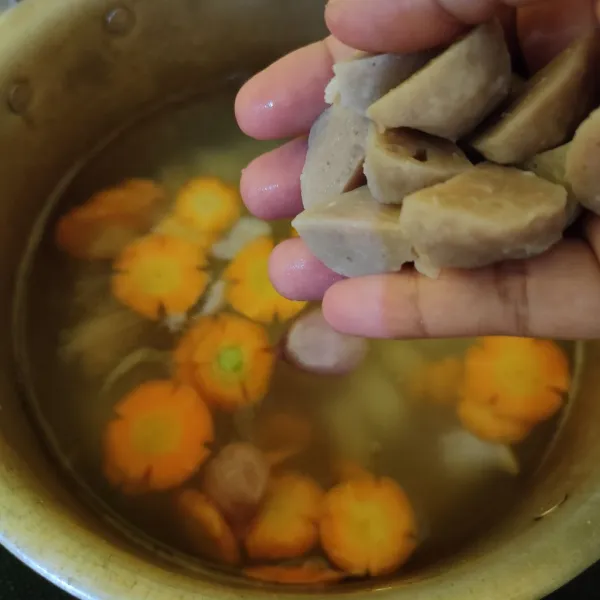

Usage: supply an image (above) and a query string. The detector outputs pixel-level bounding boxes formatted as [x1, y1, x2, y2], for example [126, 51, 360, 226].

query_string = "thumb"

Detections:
[325, 0, 540, 54]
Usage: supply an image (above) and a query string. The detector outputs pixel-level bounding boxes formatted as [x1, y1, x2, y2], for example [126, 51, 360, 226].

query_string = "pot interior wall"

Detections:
[0, 0, 330, 596]
[0, 1, 600, 599]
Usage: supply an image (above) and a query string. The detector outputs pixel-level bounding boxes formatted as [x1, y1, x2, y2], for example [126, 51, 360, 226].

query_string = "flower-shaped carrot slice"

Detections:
[55, 179, 167, 260]
[457, 400, 533, 445]
[245, 472, 324, 561]
[408, 356, 464, 406]
[462, 337, 570, 423]
[173, 177, 241, 235]
[176, 489, 240, 565]
[174, 314, 275, 411]
[112, 233, 209, 320]
[244, 561, 344, 585]
[223, 236, 307, 323]
[103, 380, 213, 494]
[331, 459, 373, 484]
[320, 477, 418, 577]
[153, 215, 217, 251]
[255, 412, 313, 467]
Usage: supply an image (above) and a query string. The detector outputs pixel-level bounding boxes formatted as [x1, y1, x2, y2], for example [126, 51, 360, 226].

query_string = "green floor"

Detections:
[0, 546, 597, 600]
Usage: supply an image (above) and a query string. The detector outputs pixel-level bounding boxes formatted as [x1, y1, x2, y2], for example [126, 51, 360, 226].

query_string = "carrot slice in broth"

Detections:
[223, 237, 307, 323]
[320, 477, 418, 577]
[408, 356, 464, 406]
[245, 472, 324, 561]
[102, 380, 213, 494]
[244, 561, 344, 585]
[173, 177, 241, 235]
[457, 400, 533, 445]
[176, 489, 240, 565]
[56, 179, 167, 260]
[331, 459, 373, 484]
[112, 233, 209, 320]
[173, 314, 275, 411]
[461, 337, 569, 424]
[255, 411, 314, 467]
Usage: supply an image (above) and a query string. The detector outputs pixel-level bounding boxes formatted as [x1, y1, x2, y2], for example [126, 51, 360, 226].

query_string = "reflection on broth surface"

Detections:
[14, 86, 580, 586]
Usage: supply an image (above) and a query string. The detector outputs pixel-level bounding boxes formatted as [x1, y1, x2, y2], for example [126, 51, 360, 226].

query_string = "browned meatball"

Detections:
[282, 307, 368, 375]
[202, 443, 270, 530]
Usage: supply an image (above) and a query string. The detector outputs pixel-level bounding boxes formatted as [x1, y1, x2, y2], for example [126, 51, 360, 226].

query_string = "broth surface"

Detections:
[13, 85, 580, 585]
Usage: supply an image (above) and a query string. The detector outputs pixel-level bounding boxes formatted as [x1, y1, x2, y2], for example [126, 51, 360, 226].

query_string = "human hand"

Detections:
[235, 0, 600, 340]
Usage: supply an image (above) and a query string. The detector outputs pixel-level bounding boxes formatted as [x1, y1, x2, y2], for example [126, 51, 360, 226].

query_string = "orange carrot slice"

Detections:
[112, 233, 209, 320]
[255, 412, 313, 450]
[153, 214, 217, 251]
[223, 236, 307, 323]
[55, 179, 167, 260]
[331, 459, 373, 484]
[176, 489, 240, 565]
[245, 472, 324, 561]
[172, 177, 241, 235]
[457, 400, 533, 445]
[462, 337, 570, 424]
[103, 380, 213, 494]
[173, 314, 275, 411]
[255, 412, 313, 467]
[173, 320, 205, 387]
[408, 356, 464, 406]
[263, 448, 303, 469]
[244, 561, 344, 585]
[320, 477, 418, 577]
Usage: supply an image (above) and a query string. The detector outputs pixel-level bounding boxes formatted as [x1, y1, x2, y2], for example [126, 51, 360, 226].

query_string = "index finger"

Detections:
[235, 0, 541, 142]
[325, 0, 541, 53]
[235, 37, 354, 140]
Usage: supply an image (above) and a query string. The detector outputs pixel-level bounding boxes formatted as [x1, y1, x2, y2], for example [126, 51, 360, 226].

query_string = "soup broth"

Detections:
[13, 84, 580, 586]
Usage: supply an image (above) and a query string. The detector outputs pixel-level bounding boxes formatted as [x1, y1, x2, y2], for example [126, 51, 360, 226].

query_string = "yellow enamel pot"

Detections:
[0, 1, 599, 598]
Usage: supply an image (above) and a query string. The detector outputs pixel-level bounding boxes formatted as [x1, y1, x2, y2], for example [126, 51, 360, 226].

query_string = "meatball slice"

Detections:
[399, 164, 568, 277]
[524, 143, 580, 225]
[300, 105, 368, 209]
[364, 125, 472, 205]
[326, 50, 435, 115]
[471, 32, 600, 165]
[566, 106, 600, 217]
[293, 186, 413, 277]
[366, 20, 511, 141]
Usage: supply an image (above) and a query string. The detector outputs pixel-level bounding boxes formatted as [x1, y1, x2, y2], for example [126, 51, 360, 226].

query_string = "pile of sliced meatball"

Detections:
[293, 19, 600, 279]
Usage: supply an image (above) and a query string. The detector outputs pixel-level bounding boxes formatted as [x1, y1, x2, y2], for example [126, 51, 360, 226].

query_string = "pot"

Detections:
[0, 0, 599, 598]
